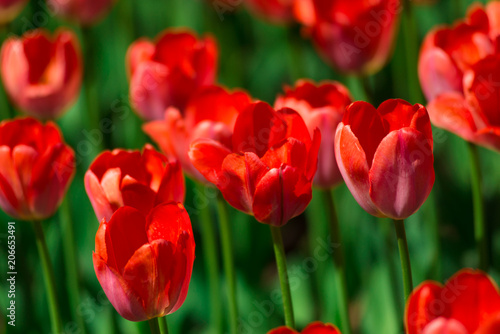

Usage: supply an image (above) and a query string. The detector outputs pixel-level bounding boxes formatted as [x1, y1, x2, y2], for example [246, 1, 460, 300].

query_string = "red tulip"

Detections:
[93, 203, 195, 321]
[85, 145, 184, 222]
[47, 0, 117, 25]
[294, 0, 401, 74]
[405, 269, 500, 334]
[189, 101, 320, 226]
[268, 322, 341, 333]
[143, 85, 252, 183]
[0, 117, 75, 220]
[335, 99, 434, 219]
[275, 79, 352, 188]
[127, 29, 218, 121]
[0, 0, 28, 24]
[419, 3, 500, 152]
[244, 0, 294, 24]
[0, 29, 82, 119]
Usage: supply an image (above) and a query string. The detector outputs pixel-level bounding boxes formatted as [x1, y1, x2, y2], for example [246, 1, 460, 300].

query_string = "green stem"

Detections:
[467, 143, 488, 271]
[158, 316, 169, 334]
[196, 183, 223, 333]
[345, 75, 372, 103]
[216, 194, 238, 334]
[60, 199, 87, 333]
[403, 0, 423, 103]
[393, 219, 413, 303]
[322, 190, 352, 334]
[148, 318, 161, 334]
[32, 220, 62, 333]
[286, 24, 305, 82]
[270, 225, 295, 328]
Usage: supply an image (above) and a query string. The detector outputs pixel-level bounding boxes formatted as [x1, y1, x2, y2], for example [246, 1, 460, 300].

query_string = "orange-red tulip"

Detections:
[0, 0, 27, 24]
[93, 203, 195, 321]
[244, 0, 294, 24]
[127, 29, 218, 121]
[405, 269, 500, 334]
[294, 0, 401, 74]
[143, 85, 252, 182]
[85, 145, 184, 222]
[189, 101, 320, 226]
[0, 29, 82, 119]
[275, 79, 352, 188]
[47, 0, 117, 25]
[0, 118, 75, 220]
[419, 3, 500, 152]
[268, 322, 341, 333]
[335, 99, 434, 219]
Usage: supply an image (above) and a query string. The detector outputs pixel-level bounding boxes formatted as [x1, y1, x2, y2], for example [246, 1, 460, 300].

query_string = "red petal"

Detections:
[188, 138, 231, 184]
[420, 318, 468, 334]
[146, 202, 193, 245]
[476, 313, 500, 334]
[302, 321, 342, 333]
[406, 282, 448, 334]
[267, 327, 298, 334]
[126, 39, 155, 77]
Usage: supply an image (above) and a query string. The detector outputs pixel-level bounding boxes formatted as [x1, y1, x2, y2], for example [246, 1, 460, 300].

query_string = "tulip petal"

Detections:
[189, 138, 232, 184]
[369, 128, 435, 219]
[146, 202, 193, 244]
[421, 318, 468, 334]
[85, 170, 115, 222]
[302, 322, 342, 333]
[267, 327, 298, 334]
[476, 313, 500, 334]
[406, 282, 449, 334]
[121, 181, 156, 217]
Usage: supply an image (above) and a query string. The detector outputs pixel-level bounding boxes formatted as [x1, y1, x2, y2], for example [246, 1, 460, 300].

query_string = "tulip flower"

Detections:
[0, 29, 83, 119]
[85, 145, 185, 222]
[419, 3, 500, 152]
[335, 99, 434, 220]
[189, 101, 320, 226]
[0, 0, 28, 24]
[93, 203, 195, 322]
[294, 0, 401, 74]
[244, 0, 294, 24]
[127, 29, 218, 121]
[405, 269, 500, 334]
[0, 117, 75, 220]
[47, 0, 117, 25]
[268, 322, 341, 334]
[144, 85, 252, 182]
[275, 79, 352, 188]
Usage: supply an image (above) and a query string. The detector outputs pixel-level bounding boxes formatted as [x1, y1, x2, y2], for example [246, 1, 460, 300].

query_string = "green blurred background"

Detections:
[0, 0, 499, 333]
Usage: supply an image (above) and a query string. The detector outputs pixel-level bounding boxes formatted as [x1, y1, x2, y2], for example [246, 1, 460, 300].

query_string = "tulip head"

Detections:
[0, 0, 28, 24]
[85, 145, 185, 222]
[335, 99, 434, 220]
[275, 79, 352, 188]
[127, 29, 218, 121]
[0, 117, 75, 220]
[268, 321, 342, 333]
[93, 203, 195, 321]
[0, 29, 82, 119]
[143, 85, 252, 183]
[405, 269, 500, 334]
[244, 0, 294, 24]
[47, 0, 117, 25]
[189, 101, 320, 226]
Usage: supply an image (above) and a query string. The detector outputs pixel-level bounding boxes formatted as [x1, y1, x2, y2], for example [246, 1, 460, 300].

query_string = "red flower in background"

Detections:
[275, 80, 352, 188]
[47, 0, 117, 25]
[244, 0, 294, 24]
[143, 85, 252, 182]
[294, 0, 401, 74]
[0, 29, 82, 119]
[268, 322, 341, 333]
[0, 118, 75, 220]
[406, 269, 500, 334]
[85, 145, 184, 222]
[93, 203, 195, 322]
[0, 0, 28, 24]
[335, 99, 434, 220]
[127, 29, 218, 121]
[189, 101, 320, 226]
[419, 3, 500, 152]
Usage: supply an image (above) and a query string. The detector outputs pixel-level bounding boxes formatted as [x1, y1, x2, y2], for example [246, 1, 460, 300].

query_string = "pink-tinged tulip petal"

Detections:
[0, 0, 28, 24]
[369, 128, 435, 219]
[128, 29, 217, 120]
[84, 171, 115, 223]
[0, 29, 82, 119]
[421, 318, 468, 334]
[486, 2, 500, 39]
[47, 0, 117, 25]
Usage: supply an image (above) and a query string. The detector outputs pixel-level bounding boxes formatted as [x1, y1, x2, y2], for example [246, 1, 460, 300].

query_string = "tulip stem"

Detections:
[32, 220, 62, 334]
[393, 219, 413, 302]
[159, 316, 169, 334]
[196, 183, 223, 333]
[148, 318, 161, 334]
[216, 193, 239, 334]
[270, 225, 295, 328]
[322, 190, 352, 334]
[467, 142, 488, 271]
[60, 199, 87, 334]
[402, 0, 423, 103]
